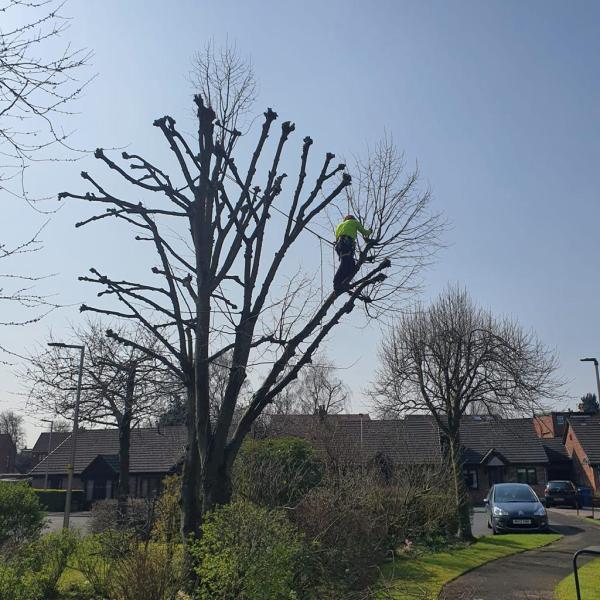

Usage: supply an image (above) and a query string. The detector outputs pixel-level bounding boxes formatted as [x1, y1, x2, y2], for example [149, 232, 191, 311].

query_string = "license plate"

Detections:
[513, 519, 532, 525]
[554, 497, 564, 501]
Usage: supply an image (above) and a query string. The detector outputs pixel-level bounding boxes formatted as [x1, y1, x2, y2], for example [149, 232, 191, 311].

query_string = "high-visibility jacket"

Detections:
[335, 219, 371, 241]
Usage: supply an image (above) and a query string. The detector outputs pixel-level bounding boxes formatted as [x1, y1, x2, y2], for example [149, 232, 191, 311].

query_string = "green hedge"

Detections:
[33, 489, 85, 512]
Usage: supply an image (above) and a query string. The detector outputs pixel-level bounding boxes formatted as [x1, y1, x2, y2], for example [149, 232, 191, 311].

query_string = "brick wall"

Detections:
[564, 428, 598, 491]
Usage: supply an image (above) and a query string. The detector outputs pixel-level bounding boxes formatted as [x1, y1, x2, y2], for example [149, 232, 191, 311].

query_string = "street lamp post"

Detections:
[48, 342, 85, 530]
[40, 418, 54, 490]
[580, 357, 600, 408]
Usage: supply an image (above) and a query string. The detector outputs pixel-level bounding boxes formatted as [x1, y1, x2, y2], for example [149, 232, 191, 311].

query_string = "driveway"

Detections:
[440, 509, 600, 600]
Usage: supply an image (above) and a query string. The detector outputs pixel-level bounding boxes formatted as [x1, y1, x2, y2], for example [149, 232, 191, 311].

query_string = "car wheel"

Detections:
[487, 519, 492, 529]
[492, 523, 499, 535]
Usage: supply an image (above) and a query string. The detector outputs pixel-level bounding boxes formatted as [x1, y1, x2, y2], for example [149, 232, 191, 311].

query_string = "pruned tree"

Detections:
[56, 45, 442, 555]
[372, 285, 561, 540]
[579, 392, 600, 414]
[1, 0, 91, 190]
[23, 319, 180, 520]
[0, 409, 25, 449]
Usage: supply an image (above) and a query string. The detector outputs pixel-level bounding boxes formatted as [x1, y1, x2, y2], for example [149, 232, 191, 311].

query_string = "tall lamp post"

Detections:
[40, 418, 54, 490]
[580, 357, 600, 408]
[48, 342, 85, 530]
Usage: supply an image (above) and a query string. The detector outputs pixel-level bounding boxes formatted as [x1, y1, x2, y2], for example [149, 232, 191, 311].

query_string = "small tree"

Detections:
[579, 392, 600, 414]
[24, 320, 180, 521]
[0, 410, 25, 449]
[372, 285, 560, 540]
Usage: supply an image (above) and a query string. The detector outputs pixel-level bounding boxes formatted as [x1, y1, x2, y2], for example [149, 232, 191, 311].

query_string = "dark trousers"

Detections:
[333, 236, 356, 292]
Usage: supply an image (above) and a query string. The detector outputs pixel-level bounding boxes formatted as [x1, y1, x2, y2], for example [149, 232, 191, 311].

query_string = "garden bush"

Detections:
[0, 562, 41, 600]
[0, 530, 78, 600]
[75, 531, 127, 597]
[191, 501, 305, 600]
[293, 470, 391, 592]
[233, 437, 323, 508]
[109, 542, 184, 600]
[0, 482, 45, 550]
[90, 498, 154, 537]
[152, 475, 181, 545]
[22, 529, 79, 598]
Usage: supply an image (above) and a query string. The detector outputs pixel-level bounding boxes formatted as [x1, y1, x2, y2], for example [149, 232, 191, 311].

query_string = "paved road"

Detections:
[44, 512, 91, 534]
[440, 509, 600, 600]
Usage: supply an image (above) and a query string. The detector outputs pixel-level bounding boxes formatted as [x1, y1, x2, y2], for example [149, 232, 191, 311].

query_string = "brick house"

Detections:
[0, 434, 16, 473]
[459, 417, 550, 502]
[29, 426, 186, 500]
[563, 415, 600, 491]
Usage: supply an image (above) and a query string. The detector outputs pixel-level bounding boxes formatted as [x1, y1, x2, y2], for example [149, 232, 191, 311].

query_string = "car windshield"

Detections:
[494, 485, 537, 503]
[548, 482, 572, 491]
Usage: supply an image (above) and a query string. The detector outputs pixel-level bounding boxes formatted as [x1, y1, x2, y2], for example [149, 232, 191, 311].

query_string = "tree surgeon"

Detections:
[333, 215, 372, 293]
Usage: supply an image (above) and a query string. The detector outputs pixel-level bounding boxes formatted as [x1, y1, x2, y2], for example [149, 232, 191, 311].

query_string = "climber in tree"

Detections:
[333, 215, 372, 293]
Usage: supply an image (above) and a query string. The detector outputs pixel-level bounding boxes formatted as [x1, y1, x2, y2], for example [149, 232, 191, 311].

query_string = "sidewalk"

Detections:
[549, 505, 600, 524]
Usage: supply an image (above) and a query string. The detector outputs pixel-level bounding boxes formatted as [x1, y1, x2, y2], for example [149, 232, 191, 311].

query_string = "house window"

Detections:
[556, 416, 565, 426]
[516, 467, 538, 485]
[463, 468, 478, 490]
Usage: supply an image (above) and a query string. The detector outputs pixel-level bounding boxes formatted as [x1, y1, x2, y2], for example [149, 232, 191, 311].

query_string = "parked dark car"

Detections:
[544, 480, 580, 508]
[485, 483, 548, 534]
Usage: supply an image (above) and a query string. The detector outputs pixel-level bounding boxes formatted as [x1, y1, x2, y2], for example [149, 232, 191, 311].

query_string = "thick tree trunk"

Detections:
[181, 386, 202, 541]
[117, 366, 135, 527]
[448, 430, 474, 541]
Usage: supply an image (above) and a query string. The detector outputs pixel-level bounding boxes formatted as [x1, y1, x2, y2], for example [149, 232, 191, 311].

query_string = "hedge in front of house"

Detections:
[33, 489, 85, 512]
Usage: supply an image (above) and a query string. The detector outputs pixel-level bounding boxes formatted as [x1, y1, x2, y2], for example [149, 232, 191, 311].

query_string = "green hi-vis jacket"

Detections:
[335, 219, 372, 241]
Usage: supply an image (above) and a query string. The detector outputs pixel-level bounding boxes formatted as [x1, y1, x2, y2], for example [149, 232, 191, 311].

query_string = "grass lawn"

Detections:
[555, 557, 600, 600]
[377, 533, 561, 600]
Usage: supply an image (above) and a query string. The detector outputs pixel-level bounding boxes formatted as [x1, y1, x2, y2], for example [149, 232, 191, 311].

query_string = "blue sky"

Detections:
[3, 0, 600, 445]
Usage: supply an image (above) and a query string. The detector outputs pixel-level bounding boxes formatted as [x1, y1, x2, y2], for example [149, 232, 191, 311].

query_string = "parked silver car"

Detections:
[485, 483, 549, 534]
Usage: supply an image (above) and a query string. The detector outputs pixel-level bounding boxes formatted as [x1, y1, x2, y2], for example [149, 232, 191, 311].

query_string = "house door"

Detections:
[488, 467, 504, 487]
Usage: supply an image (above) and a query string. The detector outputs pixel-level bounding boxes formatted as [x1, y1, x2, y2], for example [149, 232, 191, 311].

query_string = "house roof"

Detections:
[459, 417, 549, 464]
[81, 454, 120, 477]
[567, 415, 600, 464]
[268, 413, 442, 465]
[0, 433, 16, 450]
[541, 437, 571, 464]
[31, 432, 71, 454]
[29, 426, 186, 476]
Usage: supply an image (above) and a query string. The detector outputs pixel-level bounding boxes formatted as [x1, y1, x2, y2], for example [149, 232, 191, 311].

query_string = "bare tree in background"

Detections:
[1, 0, 91, 191]
[269, 354, 348, 415]
[343, 136, 443, 318]
[0, 409, 25, 448]
[23, 319, 180, 521]
[372, 285, 561, 540]
[57, 44, 442, 558]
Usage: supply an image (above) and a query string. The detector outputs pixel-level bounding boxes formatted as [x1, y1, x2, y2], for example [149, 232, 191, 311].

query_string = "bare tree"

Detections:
[1, 0, 90, 339]
[269, 354, 348, 415]
[1, 0, 91, 190]
[343, 136, 444, 318]
[56, 45, 442, 557]
[0, 409, 25, 449]
[0, 226, 59, 333]
[23, 319, 180, 520]
[372, 285, 561, 540]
